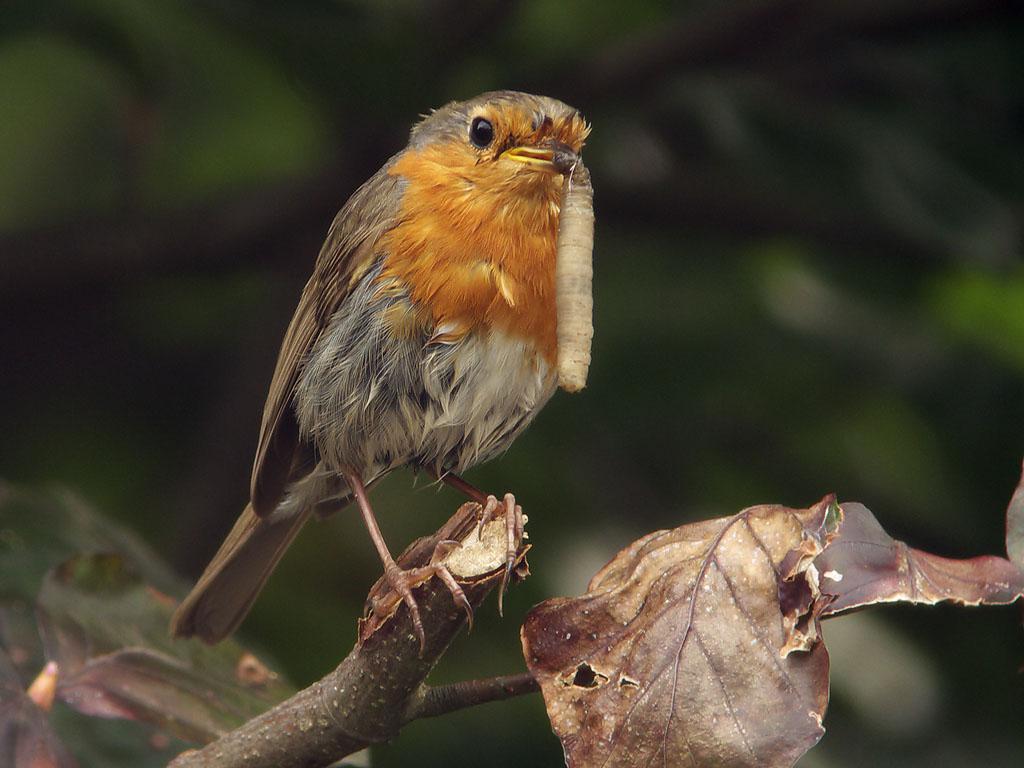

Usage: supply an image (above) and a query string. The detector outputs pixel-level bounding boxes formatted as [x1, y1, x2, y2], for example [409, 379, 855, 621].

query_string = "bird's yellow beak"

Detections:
[501, 142, 579, 174]
[500, 146, 556, 169]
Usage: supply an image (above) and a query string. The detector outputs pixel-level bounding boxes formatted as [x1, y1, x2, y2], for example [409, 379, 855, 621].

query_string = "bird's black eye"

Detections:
[469, 117, 494, 149]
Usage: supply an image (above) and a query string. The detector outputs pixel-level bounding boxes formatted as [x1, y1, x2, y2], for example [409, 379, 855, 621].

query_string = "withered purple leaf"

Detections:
[522, 498, 838, 768]
[816, 502, 1024, 615]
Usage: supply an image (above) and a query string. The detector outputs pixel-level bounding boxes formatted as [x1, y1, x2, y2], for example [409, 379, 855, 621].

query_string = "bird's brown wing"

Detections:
[250, 162, 405, 516]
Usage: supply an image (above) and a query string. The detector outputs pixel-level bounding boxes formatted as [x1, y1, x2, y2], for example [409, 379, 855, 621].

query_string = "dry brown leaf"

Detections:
[523, 486, 1024, 768]
[522, 498, 839, 768]
[816, 502, 1024, 616]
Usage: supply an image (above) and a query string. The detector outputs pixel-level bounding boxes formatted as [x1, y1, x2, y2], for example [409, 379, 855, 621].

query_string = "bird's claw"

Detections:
[476, 493, 525, 616]
[379, 543, 474, 655]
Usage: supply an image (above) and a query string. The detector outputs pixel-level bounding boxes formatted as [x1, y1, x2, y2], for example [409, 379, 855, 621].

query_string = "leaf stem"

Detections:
[405, 672, 539, 721]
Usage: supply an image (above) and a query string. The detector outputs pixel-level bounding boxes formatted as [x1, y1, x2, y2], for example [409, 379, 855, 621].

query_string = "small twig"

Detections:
[405, 672, 539, 722]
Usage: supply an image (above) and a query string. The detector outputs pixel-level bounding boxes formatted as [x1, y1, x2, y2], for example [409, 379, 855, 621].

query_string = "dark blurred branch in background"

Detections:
[0, 162, 349, 292]
[554, 0, 1015, 103]
[0, 157, 946, 297]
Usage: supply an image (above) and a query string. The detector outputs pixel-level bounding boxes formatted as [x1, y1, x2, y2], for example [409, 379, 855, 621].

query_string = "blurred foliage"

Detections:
[38, 553, 294, 743]
[0, 486, 295, 766]
[0, 0, 1022, 765]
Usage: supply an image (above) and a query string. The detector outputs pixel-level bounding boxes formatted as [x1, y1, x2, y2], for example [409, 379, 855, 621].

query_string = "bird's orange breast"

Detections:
[376, 143, 561, 364]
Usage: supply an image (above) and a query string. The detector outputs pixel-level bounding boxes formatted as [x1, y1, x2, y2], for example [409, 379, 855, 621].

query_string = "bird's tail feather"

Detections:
[170, 503, 310, 644]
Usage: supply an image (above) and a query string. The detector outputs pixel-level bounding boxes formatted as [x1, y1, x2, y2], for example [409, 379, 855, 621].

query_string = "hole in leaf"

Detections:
[569, 662, 608, 688]
[619, 675, 639, 689]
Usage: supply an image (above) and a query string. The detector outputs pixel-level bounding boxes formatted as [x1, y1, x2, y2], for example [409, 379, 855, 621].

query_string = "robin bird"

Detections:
[170, 90, 591, 649]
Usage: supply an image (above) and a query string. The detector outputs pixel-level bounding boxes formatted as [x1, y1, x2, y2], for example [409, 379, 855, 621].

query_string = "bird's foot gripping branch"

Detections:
[358, 494, 529, 646]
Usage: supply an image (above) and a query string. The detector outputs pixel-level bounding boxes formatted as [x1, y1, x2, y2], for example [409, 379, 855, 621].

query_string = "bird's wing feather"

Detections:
[250, 162, 405, 516]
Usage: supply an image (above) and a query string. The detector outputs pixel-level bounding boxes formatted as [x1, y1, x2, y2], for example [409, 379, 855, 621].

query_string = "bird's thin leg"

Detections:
[436, 470, 500, 537]
[437, 470, 488, 505]
[433, 470, 490, 538]
[347, 471, 472, 654]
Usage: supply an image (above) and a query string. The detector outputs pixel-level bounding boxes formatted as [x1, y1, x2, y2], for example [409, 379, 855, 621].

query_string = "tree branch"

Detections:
[168, 502, 530, 768]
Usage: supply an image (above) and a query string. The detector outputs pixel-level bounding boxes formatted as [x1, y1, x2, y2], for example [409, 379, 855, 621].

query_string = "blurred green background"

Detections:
[1, 0, 1022, 765]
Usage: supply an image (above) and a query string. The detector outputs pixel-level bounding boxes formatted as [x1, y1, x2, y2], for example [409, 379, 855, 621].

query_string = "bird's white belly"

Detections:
[289, 263, 556, 509]
[416, 328, 557, 472]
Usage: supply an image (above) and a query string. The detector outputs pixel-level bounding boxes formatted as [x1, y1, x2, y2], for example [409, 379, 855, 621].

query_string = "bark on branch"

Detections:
[168, 502, 533, 768]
